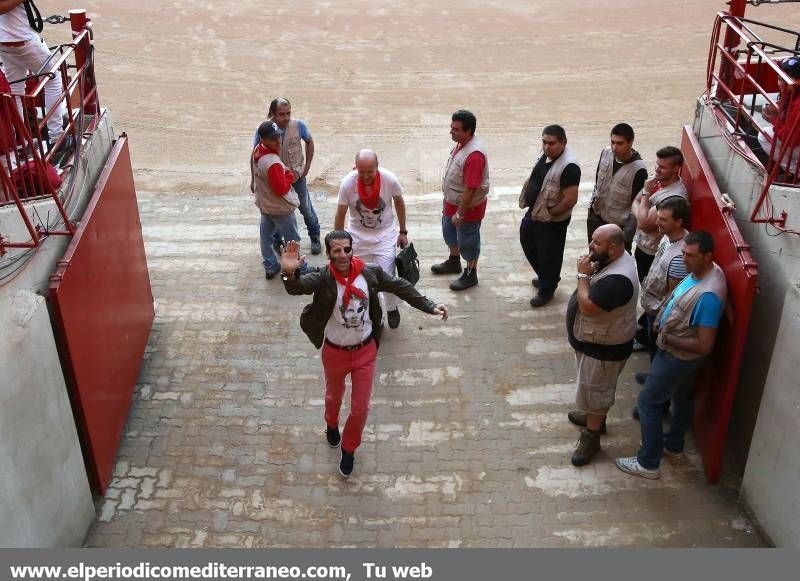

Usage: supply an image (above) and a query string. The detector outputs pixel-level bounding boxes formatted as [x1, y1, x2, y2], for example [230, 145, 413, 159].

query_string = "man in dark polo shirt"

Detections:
[565, 224, 639, 466]
[518, 125, 581, 307]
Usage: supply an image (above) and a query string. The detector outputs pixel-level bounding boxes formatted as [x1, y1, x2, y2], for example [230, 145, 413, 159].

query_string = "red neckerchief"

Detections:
[651, 181, 664, 194]
[357, 170, 382, 209]
[253, 143, 278, 164]
[328, 256, 367, 308]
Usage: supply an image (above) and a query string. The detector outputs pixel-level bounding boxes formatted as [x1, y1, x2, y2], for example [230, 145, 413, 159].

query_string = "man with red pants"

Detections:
[280, 231, 448, 477]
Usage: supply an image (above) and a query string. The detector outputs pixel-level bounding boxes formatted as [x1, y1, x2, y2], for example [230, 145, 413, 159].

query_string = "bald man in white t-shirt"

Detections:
[334, 149, 409, 329]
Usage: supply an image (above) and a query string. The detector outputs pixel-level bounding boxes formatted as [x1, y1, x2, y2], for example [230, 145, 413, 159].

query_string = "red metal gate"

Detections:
[49, 136, 154, 494]
[680, 126, 759, 483]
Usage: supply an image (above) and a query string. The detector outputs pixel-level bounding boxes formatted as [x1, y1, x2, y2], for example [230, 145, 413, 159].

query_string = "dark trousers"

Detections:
[519, 212, 570, 293]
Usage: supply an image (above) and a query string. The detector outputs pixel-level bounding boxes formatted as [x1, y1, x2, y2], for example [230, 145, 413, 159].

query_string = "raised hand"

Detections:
[280, 240, 306, 274]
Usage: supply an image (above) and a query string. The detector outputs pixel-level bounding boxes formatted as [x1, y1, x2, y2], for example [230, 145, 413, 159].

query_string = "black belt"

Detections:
[324, 335, 374, 351]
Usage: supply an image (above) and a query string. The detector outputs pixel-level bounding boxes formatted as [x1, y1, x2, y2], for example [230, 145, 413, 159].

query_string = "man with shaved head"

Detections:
[565, 224, 639, 467]
[334, 150, 408, 329]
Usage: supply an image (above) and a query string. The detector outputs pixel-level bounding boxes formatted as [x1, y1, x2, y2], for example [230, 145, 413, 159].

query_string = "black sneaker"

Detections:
[310, 238, 322, 255]
[567, 410, 607, 434]
[571, 428, 602, 467]
[449, 267, 478, 291]
[431, 256, 462, 275]
[326, 425, 341, 448]
[387, 309, 400, 329]
[635, 372, 649, 385]
[529, 289, 554, 307]
[531, 278, 541, 289]
[339, 449, 355, 477]
[265, 267, 280, 280]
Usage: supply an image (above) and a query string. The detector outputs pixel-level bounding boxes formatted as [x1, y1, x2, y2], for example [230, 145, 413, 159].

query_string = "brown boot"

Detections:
[571, 428, 601, 467]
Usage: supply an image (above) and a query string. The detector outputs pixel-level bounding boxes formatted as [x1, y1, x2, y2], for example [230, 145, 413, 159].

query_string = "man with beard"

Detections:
[280, 232, 448, 478]
[565, 224, 639, 467]
[334, 150, 408, 329]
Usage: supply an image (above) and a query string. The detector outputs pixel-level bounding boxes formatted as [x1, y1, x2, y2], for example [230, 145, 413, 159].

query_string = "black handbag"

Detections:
[395, 242, 420, 285]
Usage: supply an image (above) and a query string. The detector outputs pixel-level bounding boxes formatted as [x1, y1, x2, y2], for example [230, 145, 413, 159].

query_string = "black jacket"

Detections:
[283, 264, 438, 349]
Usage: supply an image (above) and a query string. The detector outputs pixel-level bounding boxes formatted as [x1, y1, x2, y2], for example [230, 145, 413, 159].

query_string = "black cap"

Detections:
[257, 120, 283, 140]
[781, 55, 800, 80]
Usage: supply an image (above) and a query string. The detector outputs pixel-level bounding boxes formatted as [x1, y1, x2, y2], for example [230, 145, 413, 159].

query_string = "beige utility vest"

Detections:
[634, 179, 688, 255]
[655, 263, 727, 360]
[531, 147, 579, 223]
[591, 147, 647, 226]
[280, 119, 305, 181]
[442, 136, 490, 208]
[252, 152, 300, 216]
[573, 251, 640, 346]
[640, 231, 688, 314]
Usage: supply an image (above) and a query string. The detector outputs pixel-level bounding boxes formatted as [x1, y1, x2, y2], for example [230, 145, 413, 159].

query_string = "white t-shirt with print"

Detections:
[337, 168, 402, 252]
[324, 274, 372, 346]
[0, 6, 39, 42]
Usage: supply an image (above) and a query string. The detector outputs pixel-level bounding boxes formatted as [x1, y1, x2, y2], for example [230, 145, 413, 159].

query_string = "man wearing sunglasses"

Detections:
[280, 232, 448, 478]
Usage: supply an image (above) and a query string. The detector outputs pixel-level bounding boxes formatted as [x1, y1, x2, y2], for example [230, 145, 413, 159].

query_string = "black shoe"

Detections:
[265, 267, 280, 280]
[310, 238, 322, 255]
[326, 425, 341, 448]
[449, 267, 477, 291]
[635, 372, 649, 385]
[339, 449, 355, 477]
[431, 256, 462, 275]
[567, 410, 607, 434]
[387, 309, 400, 329]
[529, 289, 554, 307]
[571, 428, 602, 467]
[531, 278, 541, 289]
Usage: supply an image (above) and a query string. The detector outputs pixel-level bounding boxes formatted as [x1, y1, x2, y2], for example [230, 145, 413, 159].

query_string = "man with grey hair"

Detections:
[334, 150, 409, 329]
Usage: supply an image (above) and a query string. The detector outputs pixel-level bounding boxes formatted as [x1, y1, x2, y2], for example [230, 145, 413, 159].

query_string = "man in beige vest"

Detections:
[587, 123, 648, 252]
[252, 97, 321, 255]
[630, 146, 688, 351]
[616, 231, 726, 479]
[566, 225, 639, 466]
[518, 125, 581, 307]
[431, 109, 489, 291]
[251, 121, 301, 279]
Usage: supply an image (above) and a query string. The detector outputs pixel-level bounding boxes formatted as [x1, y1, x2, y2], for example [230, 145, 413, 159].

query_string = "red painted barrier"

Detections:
[49, 136, 154, 494]
[680, 126, 758, 483]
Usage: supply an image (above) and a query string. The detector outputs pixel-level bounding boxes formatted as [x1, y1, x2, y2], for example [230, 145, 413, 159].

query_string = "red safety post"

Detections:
[69, 9, 98, 115]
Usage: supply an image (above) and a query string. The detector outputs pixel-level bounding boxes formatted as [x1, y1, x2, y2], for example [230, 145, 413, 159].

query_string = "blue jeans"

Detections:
[442, 214, 482, 262]
[272, 176, 320, 243]
[637, 348, 706, 469]
[260, 212, 301, 273]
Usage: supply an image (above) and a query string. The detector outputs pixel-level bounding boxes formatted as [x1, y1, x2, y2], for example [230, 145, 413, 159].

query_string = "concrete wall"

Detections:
[0, 112, 116, 546]
[693, 101, 800, 468]
[0, 290, 94, 547]
[693, 99, 800, 545]
[742, 280, 800, 547]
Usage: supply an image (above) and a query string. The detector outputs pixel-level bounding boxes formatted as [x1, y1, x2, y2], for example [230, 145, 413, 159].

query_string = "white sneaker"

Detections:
[615, 456, 661, 479]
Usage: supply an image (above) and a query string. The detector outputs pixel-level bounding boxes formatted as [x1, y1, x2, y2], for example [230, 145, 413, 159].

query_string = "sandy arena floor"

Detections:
[41, 0, 800, 547]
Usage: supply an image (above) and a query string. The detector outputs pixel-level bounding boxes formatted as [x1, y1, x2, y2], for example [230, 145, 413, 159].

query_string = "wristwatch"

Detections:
[576, 273, 590, 280]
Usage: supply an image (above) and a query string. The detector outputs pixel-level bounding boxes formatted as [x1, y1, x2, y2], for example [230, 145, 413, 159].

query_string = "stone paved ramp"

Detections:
[84, 187, 764, 547]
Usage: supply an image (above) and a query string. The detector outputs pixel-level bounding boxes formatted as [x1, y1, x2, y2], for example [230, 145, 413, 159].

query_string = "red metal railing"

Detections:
[1, 11, 98, 254]
[706, 12, 800, 230]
